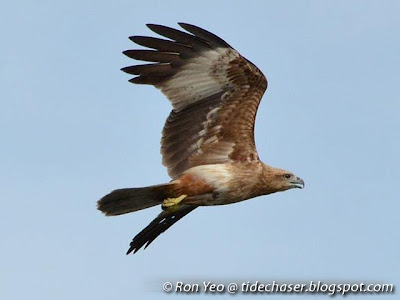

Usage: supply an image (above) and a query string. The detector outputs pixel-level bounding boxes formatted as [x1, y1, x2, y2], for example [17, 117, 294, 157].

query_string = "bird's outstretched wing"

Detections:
[126, 205, 197, 254]
[122, 23, 268, 179]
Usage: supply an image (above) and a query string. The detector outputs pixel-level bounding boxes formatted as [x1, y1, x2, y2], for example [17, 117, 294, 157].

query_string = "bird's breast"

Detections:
[175, 162, 263, 206]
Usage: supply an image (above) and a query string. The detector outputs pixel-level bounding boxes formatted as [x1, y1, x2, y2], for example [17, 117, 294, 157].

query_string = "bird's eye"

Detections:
[284, 174, 291, 179]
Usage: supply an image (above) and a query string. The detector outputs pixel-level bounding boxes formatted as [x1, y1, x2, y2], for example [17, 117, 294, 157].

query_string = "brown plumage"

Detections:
[97, 23, 304, 254]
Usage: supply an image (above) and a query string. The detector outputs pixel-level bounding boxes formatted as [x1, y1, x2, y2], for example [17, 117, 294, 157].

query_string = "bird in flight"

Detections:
[98, 23, 304, 254]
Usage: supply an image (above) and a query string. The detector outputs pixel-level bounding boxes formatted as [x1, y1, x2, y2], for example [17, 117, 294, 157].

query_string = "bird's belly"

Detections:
[184, 190, 252, 206]
[178, 163, 257, 206]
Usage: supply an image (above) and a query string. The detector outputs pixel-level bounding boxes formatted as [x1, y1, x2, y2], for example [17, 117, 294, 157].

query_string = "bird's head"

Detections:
[261, 166, 305, 194]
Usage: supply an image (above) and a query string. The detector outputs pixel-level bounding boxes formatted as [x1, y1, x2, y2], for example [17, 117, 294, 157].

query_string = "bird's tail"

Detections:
[97, 183, 173, 216]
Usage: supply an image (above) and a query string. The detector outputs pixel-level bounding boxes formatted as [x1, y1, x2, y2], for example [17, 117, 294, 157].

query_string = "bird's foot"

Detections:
[162, 194, 187, 211]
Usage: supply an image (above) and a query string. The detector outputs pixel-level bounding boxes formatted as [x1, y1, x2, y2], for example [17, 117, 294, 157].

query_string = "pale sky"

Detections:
[1, 1, 399, 299]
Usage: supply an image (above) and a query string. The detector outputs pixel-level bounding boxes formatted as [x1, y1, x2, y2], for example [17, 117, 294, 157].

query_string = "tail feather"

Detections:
[97, 183, 173, 216]
[126, 205, 197, 254]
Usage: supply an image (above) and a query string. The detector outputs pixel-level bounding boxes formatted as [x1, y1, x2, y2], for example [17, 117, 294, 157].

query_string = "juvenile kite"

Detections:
[98, 23, 304, 254]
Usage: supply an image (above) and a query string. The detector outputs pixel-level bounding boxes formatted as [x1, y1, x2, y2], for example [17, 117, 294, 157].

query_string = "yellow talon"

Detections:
[162, 194, 187, 211]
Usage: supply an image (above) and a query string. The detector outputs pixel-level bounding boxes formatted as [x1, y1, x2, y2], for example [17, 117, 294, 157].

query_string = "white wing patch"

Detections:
[159, 48, 239, 111]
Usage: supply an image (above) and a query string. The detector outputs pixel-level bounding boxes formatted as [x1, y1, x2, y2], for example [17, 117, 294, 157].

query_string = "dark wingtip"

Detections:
[146, 23, 161, 31]
[177, 22, 190, 27]
[128, 36, 138, 43]
[177, 22, 231, 48]
[120, 66, 138, 75]
[177, 22, 196, 33]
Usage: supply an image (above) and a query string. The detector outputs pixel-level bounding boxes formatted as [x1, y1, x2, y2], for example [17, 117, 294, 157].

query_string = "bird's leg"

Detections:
[162, 194, 187, 212]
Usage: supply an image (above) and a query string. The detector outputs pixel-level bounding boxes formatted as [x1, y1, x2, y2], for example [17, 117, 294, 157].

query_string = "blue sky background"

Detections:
[1, 1, 399, 299]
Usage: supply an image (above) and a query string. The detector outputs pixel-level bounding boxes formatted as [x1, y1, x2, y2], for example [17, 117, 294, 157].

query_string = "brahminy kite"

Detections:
[98, 23, 304, 254]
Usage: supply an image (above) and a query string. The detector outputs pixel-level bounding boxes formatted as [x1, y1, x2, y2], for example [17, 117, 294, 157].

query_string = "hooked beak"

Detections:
[291, 177, 305, 189]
